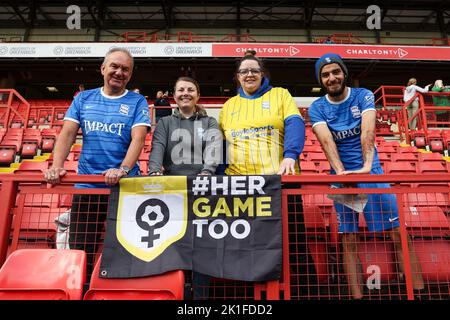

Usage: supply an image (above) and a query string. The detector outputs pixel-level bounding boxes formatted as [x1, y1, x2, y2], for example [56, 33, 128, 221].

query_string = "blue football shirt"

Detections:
[308, 87, 380, 172]
[65, 87, 151, 188]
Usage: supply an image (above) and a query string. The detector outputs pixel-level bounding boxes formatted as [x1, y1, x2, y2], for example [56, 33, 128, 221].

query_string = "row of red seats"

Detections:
[0, 249, 184, 300]
[0, 128, 59, 165]
[304, 203, 450, 284]
[412, 129, 450, 153]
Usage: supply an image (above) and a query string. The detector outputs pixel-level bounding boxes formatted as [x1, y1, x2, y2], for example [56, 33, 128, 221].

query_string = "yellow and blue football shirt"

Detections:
[219, 86, 301, 175]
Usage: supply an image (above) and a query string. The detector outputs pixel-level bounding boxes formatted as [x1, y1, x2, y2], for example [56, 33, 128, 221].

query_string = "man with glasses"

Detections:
[219, 50, 305, 175]
[218, 50, 314, 300]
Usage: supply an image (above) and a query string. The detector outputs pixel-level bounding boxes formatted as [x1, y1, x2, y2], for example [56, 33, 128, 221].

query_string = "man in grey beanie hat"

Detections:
[314, 53, 348, 97]
[308, 53, 425, 300]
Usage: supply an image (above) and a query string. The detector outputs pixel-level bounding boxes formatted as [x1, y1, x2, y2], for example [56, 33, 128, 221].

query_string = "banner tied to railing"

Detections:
[100, 175, 282, 281]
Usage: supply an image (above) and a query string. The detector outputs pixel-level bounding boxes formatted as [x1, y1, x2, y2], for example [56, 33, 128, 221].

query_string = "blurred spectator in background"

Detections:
[73, 84, 85, 98]
[432, 79, 450, 126]
[324, 35, 334, 44]
[403, 78, 432, 129]
[154, 90, 172, 123]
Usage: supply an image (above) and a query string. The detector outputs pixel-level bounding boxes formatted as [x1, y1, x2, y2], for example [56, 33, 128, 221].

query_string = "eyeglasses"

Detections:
[237, 68, 262, 76]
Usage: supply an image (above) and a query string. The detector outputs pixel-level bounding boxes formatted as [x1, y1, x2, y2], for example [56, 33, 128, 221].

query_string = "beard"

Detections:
[324, 77, 347, 97]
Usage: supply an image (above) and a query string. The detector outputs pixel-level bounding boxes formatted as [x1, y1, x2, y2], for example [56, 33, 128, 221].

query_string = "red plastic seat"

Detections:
[22, 193, 60, 208]
[300, 162, 319, 174]
[417, 162, 447, 174]
[391, 153, 417, 164]
[139, 160, 149, 175]
[412, 240, 450, 282]
[412, 129, 427, 148]
[376, 123, 394, 136]
[398, 146, 419, 154]
[303, 206, 331, 283]
[41, 128, 57, 138]
[41, 137, 55, 153]
[14, 161, 48, 174]
[307, 152, 327, 163]
[377, 146, 396, 155]
[0, 148, 16, 165]
[429, 140, 444, 152]
[0, 139, 21, 153]
[317, 161, 331, 174]
[358, 240, 397, 281]
[418, 153, 444, 162]
[0, 249, 86, 300]
[10, 122, 22, 129]
[303, 206, 327, 237]
[20, 141, 38, 158]
[303, 145, 323, 153]
[302, 190, 334, 215]
[12, 206, 67, 233]
[403, 206, 450, 237]
[375, 137, 386, 146]
[384, 162, 417, 174]
[63, 161, 78, 173]
[403, 193, 450, 212]
[382, 140, 400, 151]
[377, 152, 390, 163]
[414, 136, 427, 148]
[84, 255, 184, 300]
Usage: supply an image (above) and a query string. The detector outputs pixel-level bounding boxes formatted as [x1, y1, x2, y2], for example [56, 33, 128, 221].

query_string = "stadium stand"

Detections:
[0, 1, 449, 301]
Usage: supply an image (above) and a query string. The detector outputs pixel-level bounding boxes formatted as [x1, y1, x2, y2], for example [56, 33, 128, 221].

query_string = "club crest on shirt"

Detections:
[119, 104, 129, 115]
[350, 106, 361, 118]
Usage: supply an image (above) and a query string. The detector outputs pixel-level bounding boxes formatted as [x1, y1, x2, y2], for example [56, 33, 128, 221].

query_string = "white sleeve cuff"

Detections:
[312, 121, 327, 128]
[361, 108, 376, 115]
[132, 123, 152, 128]
[64, 117, 80, 124]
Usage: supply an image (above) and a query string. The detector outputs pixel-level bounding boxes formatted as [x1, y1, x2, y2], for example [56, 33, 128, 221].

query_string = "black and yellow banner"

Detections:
[100, 175, 281, 281]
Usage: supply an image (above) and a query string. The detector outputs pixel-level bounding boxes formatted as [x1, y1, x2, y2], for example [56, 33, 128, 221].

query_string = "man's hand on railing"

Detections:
[102, 168, 127, 186]
[342, 164, 371, 175]
[44, 167, 67, 185]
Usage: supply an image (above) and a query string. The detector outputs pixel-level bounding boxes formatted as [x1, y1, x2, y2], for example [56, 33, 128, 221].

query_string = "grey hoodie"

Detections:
[148, 107, 222, 175]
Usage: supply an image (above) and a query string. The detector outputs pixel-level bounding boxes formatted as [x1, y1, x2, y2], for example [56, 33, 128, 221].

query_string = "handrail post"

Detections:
[0, 179, 18, 265]
[418, 94, 428, 133]
[281, 190, 291, 300]
[5, 90, 13, 129]
[395, 192, 414, 300]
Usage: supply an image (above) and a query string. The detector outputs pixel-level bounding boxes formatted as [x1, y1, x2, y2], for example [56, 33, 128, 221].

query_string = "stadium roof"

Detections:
[0, 1, 448, 35]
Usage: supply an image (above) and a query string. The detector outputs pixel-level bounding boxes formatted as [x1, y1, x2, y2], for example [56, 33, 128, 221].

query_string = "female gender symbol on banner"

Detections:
[135, 199, 170, 248]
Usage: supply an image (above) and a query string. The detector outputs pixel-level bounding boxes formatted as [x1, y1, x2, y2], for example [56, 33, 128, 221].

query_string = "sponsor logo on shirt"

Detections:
[331, 125, 361, 140]
[119, 104, 129, 115]
[231, 125, 275, 139]
[363, 94, 375, 108]
[364, 94, 374, 102]
[84, 120, 126, 136]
